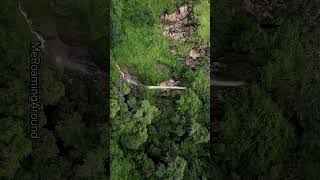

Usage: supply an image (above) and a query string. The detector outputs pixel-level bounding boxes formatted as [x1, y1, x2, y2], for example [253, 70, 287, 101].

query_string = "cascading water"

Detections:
[18, 3, 99, 75]
[115, 64, 187, 90]
[18, 3, 46, 50]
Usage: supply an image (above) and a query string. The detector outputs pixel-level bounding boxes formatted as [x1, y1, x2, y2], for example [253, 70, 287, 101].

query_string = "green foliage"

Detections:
[49, 0, 106, 42]
[112, 25, 181, 84]
[178, 89, 202, 118]
[190, 68, 210, 101]
[234, 24, 269, 54]
[111, 0, 184, 84]
[110, 140, 137, 179]
[55, 112, 85, 148]
[14, 129, 68, 180]
[213, 1, 320, 179]
[110, 98, 158, 177]
[215, 86, 293, 178]
[75, 148, 106, 179]
[114, 99, 158, 150]
[189, 119, 210, 144]
[156, 156, 187, 180]
[40, 64, 65, 105]
[0, 118, 32, 178]
[111, 0, 125, 45]
[0, 4, 32, 178]
[110, 1, 210, 178]
[128, 10, 155, 27]
[194, 0, 210, 42]
[1, 0, 108, 179]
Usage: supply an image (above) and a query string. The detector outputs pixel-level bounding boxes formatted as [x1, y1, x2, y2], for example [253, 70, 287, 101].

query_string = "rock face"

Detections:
[242, 0, 288, 24]
[160, 5, 193, 22]
[184, 44, 209, 69]
[119, 65, 142, 85]
[306, 7, 320, 27]
[160, 5, 196, 42]
[189, 44, 208, 59]
[160, 5, 209, 69]
[189, 49, 201, 59]
[158, 79, 181, 94]
[159, 79, 180, 87]
[169, 45, 179, 55]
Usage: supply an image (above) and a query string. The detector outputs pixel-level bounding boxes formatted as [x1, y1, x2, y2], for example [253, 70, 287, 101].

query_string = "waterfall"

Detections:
[211, 80, 245, 87]
[146, 86, 186, 90]
[18, 3, 97, 75]
[18, 3, 46, 51]
[116, 64, 187, 90]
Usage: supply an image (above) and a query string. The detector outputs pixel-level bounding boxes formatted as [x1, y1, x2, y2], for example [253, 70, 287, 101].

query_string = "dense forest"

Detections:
[0, 0, 107, 179]
[110, 0, 210, 179]
[1, 0, 320, 179]
[211, 0, 320, 179]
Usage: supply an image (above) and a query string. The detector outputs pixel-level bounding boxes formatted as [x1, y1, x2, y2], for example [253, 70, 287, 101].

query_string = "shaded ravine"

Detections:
[18, 3, 100, 75]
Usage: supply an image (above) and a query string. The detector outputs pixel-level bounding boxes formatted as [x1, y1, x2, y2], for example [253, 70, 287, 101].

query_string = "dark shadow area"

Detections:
[0, 0, 109, 179]
[211, 0, 320, 179]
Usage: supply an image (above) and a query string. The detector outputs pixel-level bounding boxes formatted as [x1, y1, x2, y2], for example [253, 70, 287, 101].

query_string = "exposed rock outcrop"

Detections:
[160, 5, 196, 42]
[160, 5, 209, 69]
[242, 0, 288, 24]
[169, 45, 179, 55]
[184, 44, 209, 69]
[158, 79, 182, 94]
[306, 7, 320, 27]
[159, 79, 180, 87]
[160, 5, 193, 22]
